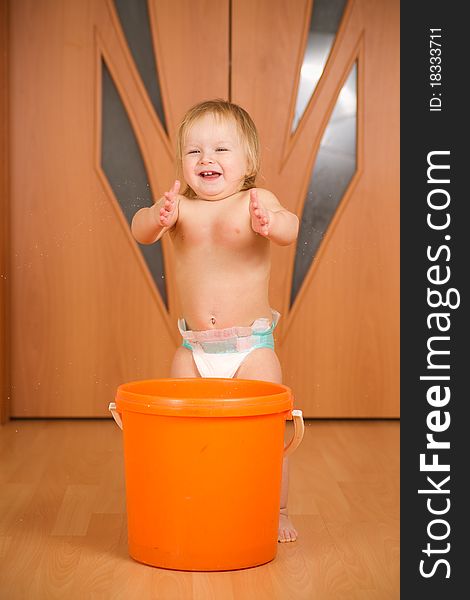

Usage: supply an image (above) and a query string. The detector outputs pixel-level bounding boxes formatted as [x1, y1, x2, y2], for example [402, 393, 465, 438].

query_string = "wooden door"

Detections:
[232, 0, 399, 417]
[8, 0, 398, 417]
[9, 0, 229, 417]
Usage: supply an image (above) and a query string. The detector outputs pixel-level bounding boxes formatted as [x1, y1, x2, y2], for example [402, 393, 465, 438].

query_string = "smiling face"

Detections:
[181, 113, 249, 201]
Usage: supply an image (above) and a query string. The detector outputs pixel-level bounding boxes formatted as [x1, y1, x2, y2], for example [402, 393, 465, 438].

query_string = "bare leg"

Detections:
[170, 346, 200, 378]
[235, 348, 298, 543]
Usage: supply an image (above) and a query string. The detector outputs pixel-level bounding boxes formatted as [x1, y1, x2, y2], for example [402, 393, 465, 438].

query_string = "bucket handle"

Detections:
[284, 409, 304, 458]
[108, 403, 305, 454]
[109, 402, 123, 430]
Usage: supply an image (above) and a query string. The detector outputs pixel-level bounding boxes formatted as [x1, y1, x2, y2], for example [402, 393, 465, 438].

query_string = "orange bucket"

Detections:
[109, 378, 304, 571]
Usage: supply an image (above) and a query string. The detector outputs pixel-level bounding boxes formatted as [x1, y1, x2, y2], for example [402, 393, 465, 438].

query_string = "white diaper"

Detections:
[178, 310, 280, 378]
[190, 346, 255, 378]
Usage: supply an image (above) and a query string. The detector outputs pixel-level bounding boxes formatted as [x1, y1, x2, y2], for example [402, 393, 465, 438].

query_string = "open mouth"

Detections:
[199, 171, 221, 179]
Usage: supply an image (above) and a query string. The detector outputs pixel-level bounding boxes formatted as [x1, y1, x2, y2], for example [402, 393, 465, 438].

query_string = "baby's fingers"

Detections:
[164, 192, 176, 208]
[163, 180, 180, 204]
[170, 179, 181, 195]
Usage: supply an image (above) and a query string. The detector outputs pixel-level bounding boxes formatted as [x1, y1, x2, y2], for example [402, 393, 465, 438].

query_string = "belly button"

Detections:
[210, 317, 216, 325]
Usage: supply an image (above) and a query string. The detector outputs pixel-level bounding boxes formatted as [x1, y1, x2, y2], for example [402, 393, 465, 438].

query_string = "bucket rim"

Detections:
[115, 378, 293, 417]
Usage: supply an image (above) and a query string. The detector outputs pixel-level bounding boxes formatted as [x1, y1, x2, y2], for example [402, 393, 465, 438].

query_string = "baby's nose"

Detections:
[199, 152, 215, 164]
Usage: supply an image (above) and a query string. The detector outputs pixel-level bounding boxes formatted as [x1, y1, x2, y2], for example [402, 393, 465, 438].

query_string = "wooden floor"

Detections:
[0, 419, 399, 599]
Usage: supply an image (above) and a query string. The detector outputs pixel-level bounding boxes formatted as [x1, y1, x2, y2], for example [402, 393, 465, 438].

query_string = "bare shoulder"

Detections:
[174, 193, 192, 216]
[253, 187, 283, 210]
[176, 193, 191, 204]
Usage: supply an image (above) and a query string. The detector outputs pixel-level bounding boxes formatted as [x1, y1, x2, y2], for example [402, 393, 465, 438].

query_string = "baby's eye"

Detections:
[216, 147, 229, 152]
[187, 149, 200, 155]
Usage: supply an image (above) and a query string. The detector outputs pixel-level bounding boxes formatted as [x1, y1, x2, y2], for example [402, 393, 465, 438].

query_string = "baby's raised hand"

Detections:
[158, 180, 180, 228]
[250, 189, 270, 237]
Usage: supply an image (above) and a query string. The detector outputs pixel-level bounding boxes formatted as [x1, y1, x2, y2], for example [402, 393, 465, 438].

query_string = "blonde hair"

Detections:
[176, 99, 260, 198]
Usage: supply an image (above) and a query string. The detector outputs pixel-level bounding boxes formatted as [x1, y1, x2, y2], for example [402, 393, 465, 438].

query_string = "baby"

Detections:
[131, 100, 299, 542]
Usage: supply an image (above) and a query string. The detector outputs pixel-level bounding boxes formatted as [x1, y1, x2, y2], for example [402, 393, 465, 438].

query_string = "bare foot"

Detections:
[278, 508, 298, 543]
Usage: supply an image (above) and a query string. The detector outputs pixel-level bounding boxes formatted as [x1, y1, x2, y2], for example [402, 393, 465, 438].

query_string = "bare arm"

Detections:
[131, 180, 180, 244]
[249, 188, 299, 246]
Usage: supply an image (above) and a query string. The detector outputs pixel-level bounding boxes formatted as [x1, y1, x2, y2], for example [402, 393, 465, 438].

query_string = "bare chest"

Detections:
[172, 196, 255, 250]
